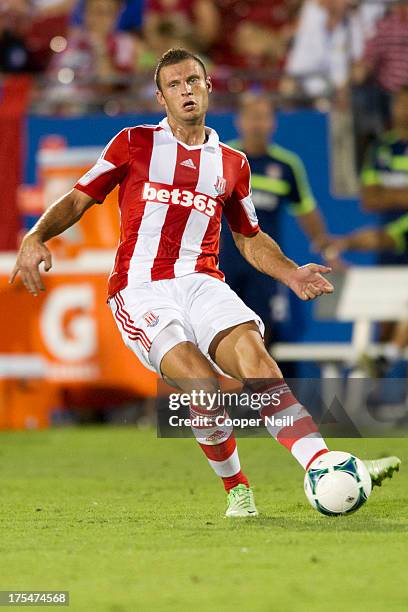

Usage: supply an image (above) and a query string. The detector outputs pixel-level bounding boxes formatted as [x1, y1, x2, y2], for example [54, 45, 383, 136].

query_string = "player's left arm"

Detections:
[232, 230, 333, 301]
[223, 155, 333, 301]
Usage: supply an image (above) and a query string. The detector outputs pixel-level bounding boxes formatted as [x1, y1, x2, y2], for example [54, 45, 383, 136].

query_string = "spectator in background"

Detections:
[143, 0, 219, 54]
[219, 92, 335, 347]
[361, 84, 408, 249]
[0, 0, 33, 72]
[26, 1, 76, 72]
[47, 0, 139, 105]
[209, 0, 300, 88]
[143, 19, 193, 60]
[329, 213, 408, 263]
[71, 0, 145, 32]
[353, 1, 408, 126]
[32, 0, 75, 16]
[348, 85, 408, 377]
[283, 0, 382, 106]
[360, 86, 408, 250]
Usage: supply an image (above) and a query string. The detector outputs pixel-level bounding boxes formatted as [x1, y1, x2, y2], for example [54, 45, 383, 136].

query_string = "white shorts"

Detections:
[109, 273, 264, 376]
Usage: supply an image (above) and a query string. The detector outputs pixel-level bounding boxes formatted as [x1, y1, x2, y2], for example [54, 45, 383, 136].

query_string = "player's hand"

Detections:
[286, 263, 334, 301]
[9, 234, 52, 296]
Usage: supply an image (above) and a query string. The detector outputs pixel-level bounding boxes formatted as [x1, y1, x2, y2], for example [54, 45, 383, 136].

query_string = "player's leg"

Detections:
[158, 334, 257, 515]
[210, 322, 401, 484]
[110, 285, 256, 515]
[188, 275, 327, 471]
[209, 321, 329, 470]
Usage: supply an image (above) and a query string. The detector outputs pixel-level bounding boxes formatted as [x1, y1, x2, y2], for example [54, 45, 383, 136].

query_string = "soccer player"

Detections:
[220, 91, 336, 345]
[10, 49, 400, 516]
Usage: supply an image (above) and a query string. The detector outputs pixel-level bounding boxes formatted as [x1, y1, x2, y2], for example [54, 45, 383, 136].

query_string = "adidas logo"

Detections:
[180, 158, 197, 169]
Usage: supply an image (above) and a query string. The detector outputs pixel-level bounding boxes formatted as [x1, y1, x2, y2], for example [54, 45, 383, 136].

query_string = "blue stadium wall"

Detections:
[25, 111, 378, 369]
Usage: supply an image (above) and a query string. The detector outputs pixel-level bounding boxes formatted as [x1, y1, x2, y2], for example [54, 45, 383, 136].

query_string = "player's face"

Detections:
[392, 91, 408, 130]
[238, 99, 274, 145]
[156, 59, 212, 124]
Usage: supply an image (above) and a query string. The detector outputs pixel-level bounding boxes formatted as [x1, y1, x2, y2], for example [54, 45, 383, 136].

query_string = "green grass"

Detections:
[0, 428, 407, 612]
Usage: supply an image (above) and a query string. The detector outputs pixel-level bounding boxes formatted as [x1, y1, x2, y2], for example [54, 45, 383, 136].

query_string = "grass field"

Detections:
[0, 427, 407, 612]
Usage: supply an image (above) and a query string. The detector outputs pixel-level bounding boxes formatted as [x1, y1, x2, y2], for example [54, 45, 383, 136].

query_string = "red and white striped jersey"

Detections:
[75, 117, 259, 298]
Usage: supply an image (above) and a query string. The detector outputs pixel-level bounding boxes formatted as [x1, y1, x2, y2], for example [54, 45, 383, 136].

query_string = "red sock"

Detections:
[222, 469, 249, 492]
[305, 448, 329, 471]
[197, 432, 249, 492]
[246, 378, 329, 470]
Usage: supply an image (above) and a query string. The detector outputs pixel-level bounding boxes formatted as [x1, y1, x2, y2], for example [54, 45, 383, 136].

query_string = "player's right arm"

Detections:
[10, 189, 97, 296]
[10, 127, 131, 296]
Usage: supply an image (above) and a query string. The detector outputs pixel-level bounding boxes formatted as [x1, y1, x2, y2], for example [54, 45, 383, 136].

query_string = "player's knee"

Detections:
[155, 322, 217, 387]
[236, 347, 282, 380]
[160, 341, 214, 376]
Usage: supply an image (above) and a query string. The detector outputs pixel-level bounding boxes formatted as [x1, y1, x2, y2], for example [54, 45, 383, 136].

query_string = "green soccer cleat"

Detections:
[364, 456, 401, 487]
[225, 484, 258, 517]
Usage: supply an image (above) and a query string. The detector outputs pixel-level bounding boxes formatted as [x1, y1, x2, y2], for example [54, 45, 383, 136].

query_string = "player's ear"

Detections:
[156, 89, 166, 108]
[206, 76, 212, 93]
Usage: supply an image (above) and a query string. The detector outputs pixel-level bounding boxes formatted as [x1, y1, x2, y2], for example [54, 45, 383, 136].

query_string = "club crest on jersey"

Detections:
[214, 176, 226, 195]
[143, 311, 159, 327]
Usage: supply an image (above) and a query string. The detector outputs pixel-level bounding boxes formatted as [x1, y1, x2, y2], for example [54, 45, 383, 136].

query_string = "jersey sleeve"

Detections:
[285, 154, 316, 216]
[74, 128, 130, 202]
[223, 156, 260, 236]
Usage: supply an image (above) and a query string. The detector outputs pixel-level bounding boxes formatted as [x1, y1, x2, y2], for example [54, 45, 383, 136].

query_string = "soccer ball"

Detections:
[304, 451, 372, 516]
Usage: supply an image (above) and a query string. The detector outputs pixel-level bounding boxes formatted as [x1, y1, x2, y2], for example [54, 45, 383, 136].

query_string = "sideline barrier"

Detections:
[0, 251, 157, 429]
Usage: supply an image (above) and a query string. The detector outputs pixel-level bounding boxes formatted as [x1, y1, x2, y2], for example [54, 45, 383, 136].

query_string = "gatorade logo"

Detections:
[142, 182, 217, 217]
[40, 284, 96, 362]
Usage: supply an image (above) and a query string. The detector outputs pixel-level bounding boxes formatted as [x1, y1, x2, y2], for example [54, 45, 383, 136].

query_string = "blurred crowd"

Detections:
[0, 0, 406, 118]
